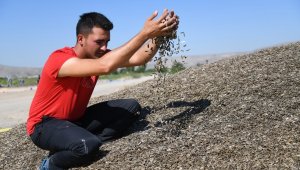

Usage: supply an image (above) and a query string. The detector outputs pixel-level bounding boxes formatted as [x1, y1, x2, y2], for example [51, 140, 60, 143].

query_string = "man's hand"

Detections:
[162, 10, 180, 37]
[119, 10, 180, 67]
[141, 9, 179, 39]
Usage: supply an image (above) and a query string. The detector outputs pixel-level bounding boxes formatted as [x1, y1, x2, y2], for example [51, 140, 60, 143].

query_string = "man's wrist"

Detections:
[139, 30, 151, 40]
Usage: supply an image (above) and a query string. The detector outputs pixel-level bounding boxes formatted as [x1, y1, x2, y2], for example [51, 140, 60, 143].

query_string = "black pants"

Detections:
[30, 99, 141, 169]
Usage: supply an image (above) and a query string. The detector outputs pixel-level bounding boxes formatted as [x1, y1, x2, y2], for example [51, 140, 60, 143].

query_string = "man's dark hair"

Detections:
[76, 12, 113, 36]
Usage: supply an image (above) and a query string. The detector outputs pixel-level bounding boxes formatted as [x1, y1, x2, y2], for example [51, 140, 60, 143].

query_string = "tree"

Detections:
[196, 62, 203, 67]
[125, 66, 135, 73]
[170, 60, 185, 73]
[135, 64, 147, 73]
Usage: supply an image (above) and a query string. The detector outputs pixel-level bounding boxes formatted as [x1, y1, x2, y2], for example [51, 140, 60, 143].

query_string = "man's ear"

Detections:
[77, 34, 84, 47]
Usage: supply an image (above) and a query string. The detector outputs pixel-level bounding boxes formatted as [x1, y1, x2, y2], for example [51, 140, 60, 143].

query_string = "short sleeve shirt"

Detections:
[26, 47, 98, 135]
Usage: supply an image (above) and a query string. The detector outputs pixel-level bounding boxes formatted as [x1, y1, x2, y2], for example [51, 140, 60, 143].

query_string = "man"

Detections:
[27, 9, 179, 170]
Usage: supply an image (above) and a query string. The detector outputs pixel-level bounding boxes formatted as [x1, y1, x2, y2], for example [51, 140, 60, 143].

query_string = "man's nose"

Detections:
[100, 45, 107, 51]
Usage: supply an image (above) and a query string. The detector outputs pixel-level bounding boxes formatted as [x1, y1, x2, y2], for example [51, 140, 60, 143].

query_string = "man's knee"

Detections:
[125, 99, 141, 114]
[72, 135, 101, 157]
[108, 98, 141, 115]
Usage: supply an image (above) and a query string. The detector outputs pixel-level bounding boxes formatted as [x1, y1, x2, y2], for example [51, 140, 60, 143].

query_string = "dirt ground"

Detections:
[0, 76, 152, 128]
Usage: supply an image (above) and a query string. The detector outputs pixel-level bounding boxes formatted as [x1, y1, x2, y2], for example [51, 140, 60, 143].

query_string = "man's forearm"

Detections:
[97, 31, 149, 72]
[139, 38, 159, 64]
[121, 38, 159, 67]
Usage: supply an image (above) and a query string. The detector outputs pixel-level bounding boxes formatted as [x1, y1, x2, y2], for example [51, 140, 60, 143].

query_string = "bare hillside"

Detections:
[0, 64, 41, 78]
[0, 42, 300, 169]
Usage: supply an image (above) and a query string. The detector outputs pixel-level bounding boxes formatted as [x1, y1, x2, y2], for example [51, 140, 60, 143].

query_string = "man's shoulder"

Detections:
[51, 47, 76, 57]
[43, 47, 77, 73]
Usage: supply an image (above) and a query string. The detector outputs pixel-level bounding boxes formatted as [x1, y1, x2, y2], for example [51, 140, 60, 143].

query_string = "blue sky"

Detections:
[0, 0, 299, 67]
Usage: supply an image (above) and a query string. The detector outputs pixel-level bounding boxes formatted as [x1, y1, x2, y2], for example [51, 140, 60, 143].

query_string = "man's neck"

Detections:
[73, 44, 85, 59]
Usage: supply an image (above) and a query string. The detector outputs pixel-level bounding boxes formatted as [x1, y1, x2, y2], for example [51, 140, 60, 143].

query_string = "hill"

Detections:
[0, 42, 300, 169]
[146, 52, 243, 69]
[0, 64, 41, 78]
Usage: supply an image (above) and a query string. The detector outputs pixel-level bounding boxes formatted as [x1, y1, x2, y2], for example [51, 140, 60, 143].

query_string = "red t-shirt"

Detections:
[26, 47, 98, 135]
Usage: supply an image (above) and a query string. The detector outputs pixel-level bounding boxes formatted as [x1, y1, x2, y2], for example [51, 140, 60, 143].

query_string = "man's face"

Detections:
[82, 27, 110, 59]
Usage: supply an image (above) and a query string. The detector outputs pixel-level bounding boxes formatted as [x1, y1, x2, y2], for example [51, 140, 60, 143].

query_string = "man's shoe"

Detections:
[39, 158, 50, 170]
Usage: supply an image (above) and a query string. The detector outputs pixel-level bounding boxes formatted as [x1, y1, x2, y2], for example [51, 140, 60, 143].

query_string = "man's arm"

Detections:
[58, 10, 176, 77]
[120, 11, 179, 67]
[120, 39, 159, 67]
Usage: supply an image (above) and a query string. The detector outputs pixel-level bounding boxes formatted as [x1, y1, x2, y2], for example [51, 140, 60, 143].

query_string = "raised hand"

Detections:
[141, 9, 179, 39]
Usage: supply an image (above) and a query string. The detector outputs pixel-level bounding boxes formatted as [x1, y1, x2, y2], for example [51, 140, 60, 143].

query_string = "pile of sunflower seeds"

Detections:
[1, 41, 300, 169]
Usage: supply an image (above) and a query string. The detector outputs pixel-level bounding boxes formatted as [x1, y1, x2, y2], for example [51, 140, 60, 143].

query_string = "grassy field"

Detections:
[100, 71, 154, 80]
[0, 77, 38, 87]
[0, 72, 155, 88]
[0, 64, 185, 88]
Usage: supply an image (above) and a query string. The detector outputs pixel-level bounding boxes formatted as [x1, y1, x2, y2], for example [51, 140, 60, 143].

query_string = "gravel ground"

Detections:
[0, 76, 152, 128]
[0, 42, 300, 169]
